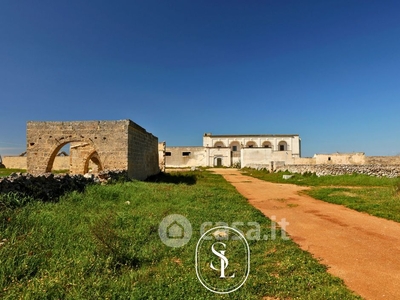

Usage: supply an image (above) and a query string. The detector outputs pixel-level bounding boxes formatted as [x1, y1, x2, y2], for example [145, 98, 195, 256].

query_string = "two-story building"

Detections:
[165, 133, 301, 169]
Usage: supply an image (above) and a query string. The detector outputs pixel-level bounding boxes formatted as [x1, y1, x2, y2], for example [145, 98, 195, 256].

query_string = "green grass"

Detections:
[0, 168, 26, 177]
[244, 168, 400, 224]
[0, 171, 360, 299]
[306, 187, 400, 223]
[242, 168, 400, 187]
[51, 169, 69, 174]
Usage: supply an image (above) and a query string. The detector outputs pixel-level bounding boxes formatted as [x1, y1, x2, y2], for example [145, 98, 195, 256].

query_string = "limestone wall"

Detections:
[165, 147, 208, 167]
[241, 148, 296, 168]
[314, 152, 366, 164]
[26, 119, 159, 180]
[366, 156, 400, 165]
[127, 121, 159, 180]
[2, 156, 27, 169]
[2, 156, 70, 170]
[158, 142, 166, 172]
[207, 148, 231, 167]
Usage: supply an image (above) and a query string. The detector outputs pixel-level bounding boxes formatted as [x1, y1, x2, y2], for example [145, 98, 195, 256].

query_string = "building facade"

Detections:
[165, 133, 301, 169]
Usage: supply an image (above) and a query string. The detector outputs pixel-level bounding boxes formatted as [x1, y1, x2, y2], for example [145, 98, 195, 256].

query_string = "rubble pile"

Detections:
[0, 170, 130, 201]
[276, 164, 400, 178]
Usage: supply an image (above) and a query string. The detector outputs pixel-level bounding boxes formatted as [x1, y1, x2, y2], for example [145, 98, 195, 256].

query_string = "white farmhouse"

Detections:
[165, 133, 301, 169]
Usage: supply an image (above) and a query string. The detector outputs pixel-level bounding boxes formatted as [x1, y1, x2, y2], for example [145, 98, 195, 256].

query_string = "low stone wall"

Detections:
[0, 170, 129, 202]
[2, 156, 70, 170]
[275, 164, 400, 178]
[2, 156, 27, 169]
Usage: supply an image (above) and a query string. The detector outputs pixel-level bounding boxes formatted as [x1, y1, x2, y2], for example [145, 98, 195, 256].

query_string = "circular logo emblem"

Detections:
[158, 214, 192, 248]
[195, 226, 250, 294]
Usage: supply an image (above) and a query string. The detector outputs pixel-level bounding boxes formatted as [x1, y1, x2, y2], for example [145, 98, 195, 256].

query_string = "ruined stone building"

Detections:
[5, 121, 400, 178]
[26, 120, 160, 180]
[165, 133, 301, 168]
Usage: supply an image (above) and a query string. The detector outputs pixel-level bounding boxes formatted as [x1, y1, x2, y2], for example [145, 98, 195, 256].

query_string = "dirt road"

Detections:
[211, 168, 400, 299]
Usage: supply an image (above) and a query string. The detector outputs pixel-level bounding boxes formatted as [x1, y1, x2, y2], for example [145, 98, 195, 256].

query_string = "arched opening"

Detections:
[278, 141, 287, 151]
[45, 142, 71, 173]
[246, 141, 257, 148]
[45, 140, 100, 174]
[214, 141, 225, 148]
[214, 156, 223, 167]
[262, 141, 272, 148]
[84, 150, 103, 174]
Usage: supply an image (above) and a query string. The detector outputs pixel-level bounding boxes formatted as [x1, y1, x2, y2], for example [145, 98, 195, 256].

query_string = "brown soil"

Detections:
[211, 168, 400, 299]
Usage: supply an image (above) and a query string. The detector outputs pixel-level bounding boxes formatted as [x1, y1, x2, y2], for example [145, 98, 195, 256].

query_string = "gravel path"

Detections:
[211, 168, 400, 299]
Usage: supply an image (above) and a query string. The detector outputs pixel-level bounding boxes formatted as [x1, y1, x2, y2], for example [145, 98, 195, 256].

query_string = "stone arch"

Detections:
[45, 142, 71, 173]
[45, 138, 99, 174]
[262, 141, 272, 149]
[278, 141, 287, 151]
[27, 120, 159, 179]
[214, 141, 225, 147]
[84, 150, 103, 174]
[246, 141, 257, 148]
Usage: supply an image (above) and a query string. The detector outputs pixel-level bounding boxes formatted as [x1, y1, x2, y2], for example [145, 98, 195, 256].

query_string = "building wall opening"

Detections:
[278, 141, 287, 151]
[214, 141, 225, 148]
[84, 150, 103, 174]
[246, 141, 257, 148]
[262, 141, 272, 148]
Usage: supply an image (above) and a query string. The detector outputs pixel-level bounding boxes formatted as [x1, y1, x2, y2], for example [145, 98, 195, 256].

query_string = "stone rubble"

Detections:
[0, 170, 130, 202]
[275, 164, 400, 178]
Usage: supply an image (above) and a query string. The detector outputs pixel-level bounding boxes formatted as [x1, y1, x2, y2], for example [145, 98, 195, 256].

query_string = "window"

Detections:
[165, 152, 171, 156]
[182, 152, 191, 156]
[278, 141, 287, 151]
[328, 157, 331, 161]
[232, 145, 237, 151]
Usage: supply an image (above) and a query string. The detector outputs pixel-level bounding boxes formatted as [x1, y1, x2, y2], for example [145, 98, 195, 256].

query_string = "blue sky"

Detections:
[1, 1, 400, 157]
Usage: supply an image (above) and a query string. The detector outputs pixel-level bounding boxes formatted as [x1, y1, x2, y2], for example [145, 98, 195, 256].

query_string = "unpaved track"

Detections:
[211, 168, 400, 299]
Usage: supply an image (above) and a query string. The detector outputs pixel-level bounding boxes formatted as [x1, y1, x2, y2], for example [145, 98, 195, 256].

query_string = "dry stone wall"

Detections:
[0, 170, 129, 202]
[276, 164, 400, 178]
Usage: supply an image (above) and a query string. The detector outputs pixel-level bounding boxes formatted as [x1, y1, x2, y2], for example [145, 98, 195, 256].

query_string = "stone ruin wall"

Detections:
[26, 119, 159, 180]
[127, 121, 160, 180]
[2, 156, 69, 170]
[158, 142, 166, 172]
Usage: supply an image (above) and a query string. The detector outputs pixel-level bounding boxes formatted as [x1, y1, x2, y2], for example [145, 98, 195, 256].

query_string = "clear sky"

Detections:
[1, 1, 400, 157]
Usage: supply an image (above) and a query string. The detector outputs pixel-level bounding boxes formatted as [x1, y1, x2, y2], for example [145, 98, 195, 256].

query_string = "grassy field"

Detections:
[244, 168, 400, 223]
[0, 168, 26, 177]
[0, 171, 360, 299]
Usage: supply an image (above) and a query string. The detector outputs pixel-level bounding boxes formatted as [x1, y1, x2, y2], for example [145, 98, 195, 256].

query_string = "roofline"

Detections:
[203, 134, 299, 138]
